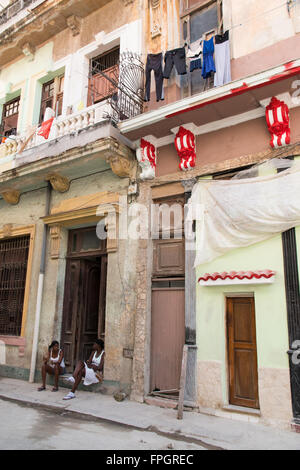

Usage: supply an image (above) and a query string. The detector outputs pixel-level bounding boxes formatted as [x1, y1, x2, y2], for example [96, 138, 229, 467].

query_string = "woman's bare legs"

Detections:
[38, 364, 55, 390]
[71, 361, 86, 394]
[52, 364, 64, 391]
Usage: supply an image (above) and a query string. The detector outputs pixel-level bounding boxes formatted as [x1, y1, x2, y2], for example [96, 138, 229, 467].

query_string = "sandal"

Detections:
[37, 386, 46, 391]
[51, 387, 59, 392]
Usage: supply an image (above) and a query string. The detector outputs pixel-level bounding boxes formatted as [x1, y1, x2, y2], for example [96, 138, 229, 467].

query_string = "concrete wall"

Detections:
[0, 168, 139, 393]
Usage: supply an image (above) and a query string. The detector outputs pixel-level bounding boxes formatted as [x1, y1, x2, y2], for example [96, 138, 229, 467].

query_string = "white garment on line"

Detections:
[214, 40, 231, 87]
[186, 41, 202, 58]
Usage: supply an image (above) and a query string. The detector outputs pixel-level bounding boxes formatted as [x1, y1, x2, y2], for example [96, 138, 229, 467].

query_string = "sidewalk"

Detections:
[0, 377, 299, 450]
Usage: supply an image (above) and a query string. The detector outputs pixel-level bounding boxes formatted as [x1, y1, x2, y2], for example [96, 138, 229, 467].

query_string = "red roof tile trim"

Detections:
[198, 270, 276, 283]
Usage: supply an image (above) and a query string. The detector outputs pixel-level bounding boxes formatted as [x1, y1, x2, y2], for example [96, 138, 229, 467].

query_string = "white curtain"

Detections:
[191, 159, 300, 266]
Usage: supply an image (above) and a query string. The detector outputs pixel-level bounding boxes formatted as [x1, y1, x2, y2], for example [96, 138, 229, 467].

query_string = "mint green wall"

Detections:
[196, 233, 290, 373]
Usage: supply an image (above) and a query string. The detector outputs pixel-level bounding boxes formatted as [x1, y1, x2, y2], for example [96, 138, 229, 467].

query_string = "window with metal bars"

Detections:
[0, 235, 30, 336]
[88, 47, 120, 106]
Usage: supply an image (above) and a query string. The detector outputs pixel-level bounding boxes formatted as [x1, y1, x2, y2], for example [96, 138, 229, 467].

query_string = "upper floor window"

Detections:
[87, 47, 120, 107]
[1, 96, 20, 138]
[39, 75, 64, 123]
[181, 0, 223, 96]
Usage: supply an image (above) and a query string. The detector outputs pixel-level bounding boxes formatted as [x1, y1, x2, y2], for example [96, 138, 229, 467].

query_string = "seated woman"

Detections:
[38, 340, 65, 392]
[63, 339, 105, 400]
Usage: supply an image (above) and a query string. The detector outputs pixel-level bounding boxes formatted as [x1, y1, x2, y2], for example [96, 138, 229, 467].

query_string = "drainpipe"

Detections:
[29, 182, 51, 383]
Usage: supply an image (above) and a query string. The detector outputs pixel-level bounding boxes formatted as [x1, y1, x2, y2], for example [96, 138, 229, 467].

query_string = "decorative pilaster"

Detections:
[49, 226, 61, 259]
[149, 0, 162, 38]
[182, 179, 197, 404]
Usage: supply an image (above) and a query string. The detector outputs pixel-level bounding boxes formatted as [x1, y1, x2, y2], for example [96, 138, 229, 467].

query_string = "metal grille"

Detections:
[88, 51, 144, 123]
[90, 48, 120, 76]
[0, 235, 30, 336]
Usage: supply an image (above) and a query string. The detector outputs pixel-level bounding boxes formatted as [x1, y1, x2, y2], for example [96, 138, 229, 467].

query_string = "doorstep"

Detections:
[291, 419, 300, 433]
[222, 405, 261, 416]
[214, 405, 261, 424]
[144, 395, 196, 411]
[145, 396, 178, 409]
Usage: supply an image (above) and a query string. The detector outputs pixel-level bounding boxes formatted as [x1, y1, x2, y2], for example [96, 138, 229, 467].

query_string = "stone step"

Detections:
[47, 374, 115, 394]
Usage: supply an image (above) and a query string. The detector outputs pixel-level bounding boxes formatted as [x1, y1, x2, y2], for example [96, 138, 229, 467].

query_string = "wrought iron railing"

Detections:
[0, 0, 35, 26]
[88, 52, 145, 124]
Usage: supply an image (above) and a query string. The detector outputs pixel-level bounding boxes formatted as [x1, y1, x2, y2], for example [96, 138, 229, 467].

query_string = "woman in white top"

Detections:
[63, 339, 105, 400]
[38, 341, 65, 392]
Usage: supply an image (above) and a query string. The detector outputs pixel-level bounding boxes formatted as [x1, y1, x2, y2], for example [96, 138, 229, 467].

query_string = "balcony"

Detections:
[0, 0, 112, 66]
[0, 100, 112, 162]
[0, 97, 137, 204]
[0, 0, 37, 26]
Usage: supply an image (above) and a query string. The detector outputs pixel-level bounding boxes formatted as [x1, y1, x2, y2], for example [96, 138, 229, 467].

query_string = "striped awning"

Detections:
[198, 270, 276, 286]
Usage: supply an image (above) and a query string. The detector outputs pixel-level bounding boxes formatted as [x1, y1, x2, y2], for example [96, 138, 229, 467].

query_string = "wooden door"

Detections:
[61, 257, 106, 372]
[151, 287, 185, 392]
[77, 259, 102, 363]
[227, 297, 259, 409]
[61, 259, 81, 371]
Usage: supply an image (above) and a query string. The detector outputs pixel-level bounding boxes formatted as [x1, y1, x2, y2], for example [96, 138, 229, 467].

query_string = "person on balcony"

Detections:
[63, 339, 105, 400]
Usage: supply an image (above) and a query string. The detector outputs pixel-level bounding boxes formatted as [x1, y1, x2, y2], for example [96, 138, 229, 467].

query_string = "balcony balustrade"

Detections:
[0, 0, 38, 26]
[0, 100, 112, 163]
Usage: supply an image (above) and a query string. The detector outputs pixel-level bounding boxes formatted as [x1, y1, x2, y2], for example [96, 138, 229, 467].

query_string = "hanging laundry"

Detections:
[144, 53, 164, 102]
[190, 58, 202, 73]
[163, 47, 187, 79]
[215, 30, 229, 44]
[214, 30, 231, 87]
[201, 37, 216, 80]
[186, 41, 202, 59]
[38, 117, 54, 140]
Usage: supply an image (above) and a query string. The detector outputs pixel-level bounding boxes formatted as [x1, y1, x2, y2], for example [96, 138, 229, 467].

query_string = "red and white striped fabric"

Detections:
[265, 97, 290, 149]
[198, 270, 276, 282]
[174, 126, 196, 171]
[198, 270, 276, 285]
[140, 138, 157, 169]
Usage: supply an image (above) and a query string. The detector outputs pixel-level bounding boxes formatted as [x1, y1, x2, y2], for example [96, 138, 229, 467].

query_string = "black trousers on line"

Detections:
[163, 47, 187, 79]
[144, 53, 164, 102]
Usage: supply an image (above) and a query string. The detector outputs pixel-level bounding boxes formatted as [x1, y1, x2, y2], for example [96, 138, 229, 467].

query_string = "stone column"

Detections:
[182, 178, 197, 405]
[131, 182, 152, 402]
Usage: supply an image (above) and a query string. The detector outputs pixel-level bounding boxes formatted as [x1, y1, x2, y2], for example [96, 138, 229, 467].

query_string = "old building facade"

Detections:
[0, 0, 299, 431]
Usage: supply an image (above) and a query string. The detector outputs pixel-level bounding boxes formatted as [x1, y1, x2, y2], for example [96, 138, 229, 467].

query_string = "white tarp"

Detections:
[191, 159, 300, 266]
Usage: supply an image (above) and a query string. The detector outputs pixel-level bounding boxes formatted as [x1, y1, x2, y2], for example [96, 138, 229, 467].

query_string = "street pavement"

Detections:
[0, 399, 207, 450]
[0, 377, 299, 450]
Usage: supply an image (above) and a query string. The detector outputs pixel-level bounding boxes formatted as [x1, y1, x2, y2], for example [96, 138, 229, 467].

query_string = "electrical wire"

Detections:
[227, 1, 289, 32]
